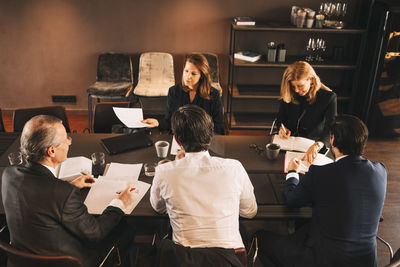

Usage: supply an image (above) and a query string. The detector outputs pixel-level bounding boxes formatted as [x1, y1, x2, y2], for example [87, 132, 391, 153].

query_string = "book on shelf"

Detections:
[284, 151, 333, 174]
[272, 135, 316, 152]
[233, 16, 256, 26]
[234, 51, 262, 62]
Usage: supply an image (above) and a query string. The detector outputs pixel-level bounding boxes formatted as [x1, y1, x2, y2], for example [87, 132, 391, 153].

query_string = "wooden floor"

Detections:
[2, 111, 400, 266]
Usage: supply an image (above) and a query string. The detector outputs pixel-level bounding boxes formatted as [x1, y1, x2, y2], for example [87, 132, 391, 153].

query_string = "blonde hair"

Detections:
[181, 53, 211, 100]
[280, 61, 330, 104]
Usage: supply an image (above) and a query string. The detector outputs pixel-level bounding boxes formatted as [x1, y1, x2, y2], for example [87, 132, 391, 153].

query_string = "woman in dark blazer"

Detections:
[142, 53, 224, 134]
[276, 61, 337, 163]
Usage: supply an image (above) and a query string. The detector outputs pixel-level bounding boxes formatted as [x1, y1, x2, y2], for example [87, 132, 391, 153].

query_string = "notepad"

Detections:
[284, 151, 333, 174]
[56, 156, 92, 182]
[272, 135, 315, 152]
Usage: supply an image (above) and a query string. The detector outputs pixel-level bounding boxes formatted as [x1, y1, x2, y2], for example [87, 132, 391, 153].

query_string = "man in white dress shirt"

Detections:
[150, 104, 257, 253]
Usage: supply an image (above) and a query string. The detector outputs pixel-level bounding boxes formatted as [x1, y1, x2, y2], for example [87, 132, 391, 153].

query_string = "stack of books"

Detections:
[234, 51, 261, 62]
[233, 16, 256, 26]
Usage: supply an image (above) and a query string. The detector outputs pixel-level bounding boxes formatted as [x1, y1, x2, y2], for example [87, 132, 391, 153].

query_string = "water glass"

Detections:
[91, 152, 105, 178]
[8, 152, 23, 166]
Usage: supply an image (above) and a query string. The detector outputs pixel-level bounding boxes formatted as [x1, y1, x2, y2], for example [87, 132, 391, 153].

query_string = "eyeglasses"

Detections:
[249, 144, 264, 154]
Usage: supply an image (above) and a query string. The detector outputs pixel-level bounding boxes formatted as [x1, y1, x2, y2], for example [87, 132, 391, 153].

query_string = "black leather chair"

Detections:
[0, 109, 5, 132]
[93, 102, 130, 133]
[13, 106, 70, 133]
[0, 240, 83, 267]
[87, 53, 134, 132]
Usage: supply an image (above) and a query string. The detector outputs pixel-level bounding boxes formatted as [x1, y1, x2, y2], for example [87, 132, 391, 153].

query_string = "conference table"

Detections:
[0, 133, 312, 219]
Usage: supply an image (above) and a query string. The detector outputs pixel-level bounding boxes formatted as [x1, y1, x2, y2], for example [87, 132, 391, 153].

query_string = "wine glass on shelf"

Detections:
[315, 38, 326, 62]
[305, 38, 316, 62]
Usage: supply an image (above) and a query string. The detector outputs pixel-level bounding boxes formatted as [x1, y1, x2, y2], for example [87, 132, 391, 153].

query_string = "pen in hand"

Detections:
[281, 124, 288, 135]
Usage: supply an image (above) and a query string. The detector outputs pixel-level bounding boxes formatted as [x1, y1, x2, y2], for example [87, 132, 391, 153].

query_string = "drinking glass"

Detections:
[91, 152, 105, 178]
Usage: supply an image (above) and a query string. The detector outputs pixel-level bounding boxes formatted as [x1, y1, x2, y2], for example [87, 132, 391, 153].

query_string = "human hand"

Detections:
[175, 148, 186, 160]
[117, 186, 135, 208]
[278, 126, 291, 139]
[288, 158, 301, 173]
[141, 118, 159, 128]
[302, 143, 321, 165]
[70, 175, 95, 189]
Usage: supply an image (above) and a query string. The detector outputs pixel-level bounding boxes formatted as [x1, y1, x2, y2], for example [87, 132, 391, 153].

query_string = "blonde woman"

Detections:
[142, 53, 224, 134]
[277, 61, 337, 163]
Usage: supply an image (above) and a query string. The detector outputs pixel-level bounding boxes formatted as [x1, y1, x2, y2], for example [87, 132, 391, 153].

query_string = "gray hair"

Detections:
[20, 115, 63, 162]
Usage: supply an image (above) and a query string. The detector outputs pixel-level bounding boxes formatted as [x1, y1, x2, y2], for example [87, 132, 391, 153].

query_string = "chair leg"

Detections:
[88, 94, 93, 133]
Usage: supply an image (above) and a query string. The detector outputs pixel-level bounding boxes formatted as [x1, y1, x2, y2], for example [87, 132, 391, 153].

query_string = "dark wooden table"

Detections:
[0, 133, 312, 219]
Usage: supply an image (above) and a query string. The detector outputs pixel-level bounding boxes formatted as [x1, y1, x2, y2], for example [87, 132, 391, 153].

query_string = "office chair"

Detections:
[87, 53, 134, 132]
[201, 52, 223, 96]
[13, 106, 70, 133]
[0, 109, 5, 132]
[133, 52, 175, 119]
[93, 102, 130, 133]
[0, 240, 83, 267]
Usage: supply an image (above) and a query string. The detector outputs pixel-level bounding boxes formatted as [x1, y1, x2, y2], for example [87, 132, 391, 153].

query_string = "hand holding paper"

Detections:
[113, 107, 150, 128]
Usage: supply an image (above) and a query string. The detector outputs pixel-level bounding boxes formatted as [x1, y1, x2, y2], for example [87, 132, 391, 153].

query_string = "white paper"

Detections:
[170, 137, 181, 155]
[284, 151, 333, 174]
[84, 179, 128, 214]
[105, 163, 142, 181]
[113, 107, 149, 128]
[84, 179, 150, 215]
[272, 135, 315, 152]
[57, 156, 92, 182]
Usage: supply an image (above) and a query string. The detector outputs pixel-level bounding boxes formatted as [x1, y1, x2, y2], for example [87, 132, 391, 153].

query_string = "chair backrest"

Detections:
[93, 102, 130, 133]
[13, 106, 70, 133]
[134, 52, 175, 97]
[0, 108, 5, 132]
[0, 241, 83, 267]
[97, 53, 132, 83]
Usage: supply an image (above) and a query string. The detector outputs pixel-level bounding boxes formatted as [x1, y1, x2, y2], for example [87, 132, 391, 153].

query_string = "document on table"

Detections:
[56, 156, 92, 182]
[104, 162, 142, 181]
[113, 107, 149, 128]
[84, 179, 150, 215]
[284, 151, 333, 174]
[272, 135, 315, 152]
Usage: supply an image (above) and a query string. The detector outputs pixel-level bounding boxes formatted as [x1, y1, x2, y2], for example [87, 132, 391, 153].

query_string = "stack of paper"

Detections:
[84, 162, 150, 215]
[284, 151, 333, 174]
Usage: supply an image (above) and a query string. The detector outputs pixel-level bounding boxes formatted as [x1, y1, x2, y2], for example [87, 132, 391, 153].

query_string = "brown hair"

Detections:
[280, 61, 330, 104]
[171, 104, 214, 152]
[181, 53, 212, 100]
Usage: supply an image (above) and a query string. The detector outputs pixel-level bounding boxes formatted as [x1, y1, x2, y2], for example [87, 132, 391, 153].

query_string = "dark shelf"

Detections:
[231, 84, 280, 99]
[232, 23, 366, 34]
[231, 56, 357, 69]
[230, 112, 276, 130]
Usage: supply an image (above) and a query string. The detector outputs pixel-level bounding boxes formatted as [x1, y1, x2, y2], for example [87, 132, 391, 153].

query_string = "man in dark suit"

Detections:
[2, 115, 135, 267]
[257, 115, 387, 267]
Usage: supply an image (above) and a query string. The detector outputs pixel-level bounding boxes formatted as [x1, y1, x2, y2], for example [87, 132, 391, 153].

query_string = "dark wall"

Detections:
[0, 0, 359, 110]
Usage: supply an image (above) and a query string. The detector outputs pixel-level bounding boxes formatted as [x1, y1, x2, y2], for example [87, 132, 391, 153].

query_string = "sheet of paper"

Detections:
[57, 156, 92, 182]
[284, 151, 333, 174]
[113, 107, 149, 128]
[170, 136, 181, 155]
[84, 179, 150, 215]
[272, 135, 315, 152]
[84, 179, 128, 214]
[105, 163, 142, 181]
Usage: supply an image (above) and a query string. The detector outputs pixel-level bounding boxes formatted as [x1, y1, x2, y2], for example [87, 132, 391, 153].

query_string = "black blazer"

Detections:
[1, 162, 124, 267]
[159, 84, 225, 135]
[284, 156, 387, 267]
[276, 89, 337, 146]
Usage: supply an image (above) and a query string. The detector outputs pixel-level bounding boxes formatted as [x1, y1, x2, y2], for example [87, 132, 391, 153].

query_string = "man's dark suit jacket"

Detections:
[1, 162, 125, 267]
[285, 155, 387, 267]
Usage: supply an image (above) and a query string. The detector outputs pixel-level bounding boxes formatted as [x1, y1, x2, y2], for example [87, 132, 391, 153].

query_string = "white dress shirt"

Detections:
[150, 151, 257, 249]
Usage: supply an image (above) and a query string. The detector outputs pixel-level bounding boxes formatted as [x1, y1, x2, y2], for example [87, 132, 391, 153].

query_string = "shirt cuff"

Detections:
[109, 199, 125, 211]
[286, 172, 300, 181]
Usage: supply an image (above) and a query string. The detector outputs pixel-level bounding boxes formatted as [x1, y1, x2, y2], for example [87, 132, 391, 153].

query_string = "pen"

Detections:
[281, 124, 288, 135]
[116, 188, 135, 194]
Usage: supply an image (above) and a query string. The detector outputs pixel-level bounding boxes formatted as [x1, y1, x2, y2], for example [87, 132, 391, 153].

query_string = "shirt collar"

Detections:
[184, 150, 210, 158]
[41, 164, 57, 177]
[335, 155, 348, 162]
